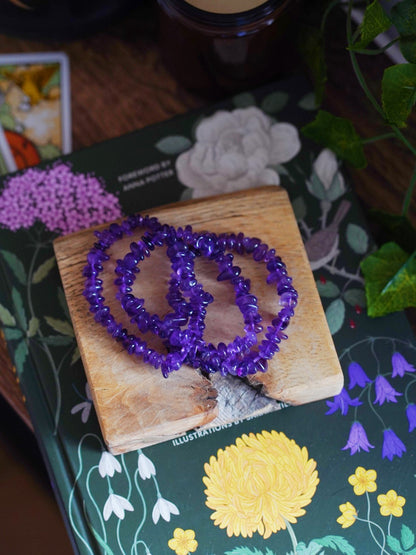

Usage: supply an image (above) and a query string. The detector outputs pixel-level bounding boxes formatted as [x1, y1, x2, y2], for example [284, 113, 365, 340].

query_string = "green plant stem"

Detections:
[346, 1, 385, 119]
[392, 126, 416, 158]
[361, 132, 396, 144]
[352, 37, 400, 55]
[401, 163, 416, 217]
[284, 519, 298, 554]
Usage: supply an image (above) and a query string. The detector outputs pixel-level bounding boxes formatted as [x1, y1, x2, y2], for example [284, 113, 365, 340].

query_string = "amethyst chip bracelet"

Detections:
[180, 229, 298, 377]
[83, 214, 298, 378]
[83, 215, 210, 377]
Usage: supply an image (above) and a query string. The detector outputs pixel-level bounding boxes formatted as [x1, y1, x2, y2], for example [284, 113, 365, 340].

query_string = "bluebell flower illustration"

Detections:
[391, 352, 415, 377]
[327, 337, 416, 461]
[326, 388, 362, 416]
[342, 421, 374, 455]
[382, 428, 406, 461]
[348, 361, 372, 389]
[373, 375, 402, 405]
[406, 404, 416, 432]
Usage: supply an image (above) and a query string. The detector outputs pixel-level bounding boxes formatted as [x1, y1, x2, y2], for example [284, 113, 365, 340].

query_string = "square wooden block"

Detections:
[54, 186, 343, 453]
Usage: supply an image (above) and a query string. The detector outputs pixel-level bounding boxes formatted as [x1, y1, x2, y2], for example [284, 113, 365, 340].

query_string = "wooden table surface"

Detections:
[0, 1, 415, 429]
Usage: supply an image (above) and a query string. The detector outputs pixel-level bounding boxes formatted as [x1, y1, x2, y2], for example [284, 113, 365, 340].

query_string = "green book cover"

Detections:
[0, 76, 414, 555]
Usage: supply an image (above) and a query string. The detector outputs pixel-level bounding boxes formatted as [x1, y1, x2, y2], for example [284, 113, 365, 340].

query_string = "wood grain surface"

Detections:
[0, 1, 414, 426]
[54, 186, 343, 453]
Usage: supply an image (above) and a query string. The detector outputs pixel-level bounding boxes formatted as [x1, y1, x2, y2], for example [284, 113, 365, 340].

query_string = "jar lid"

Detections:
[162, 0, 287, 27]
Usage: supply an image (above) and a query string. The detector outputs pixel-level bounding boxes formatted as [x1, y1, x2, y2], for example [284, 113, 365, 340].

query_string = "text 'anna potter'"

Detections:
[118, 160, 174, 192]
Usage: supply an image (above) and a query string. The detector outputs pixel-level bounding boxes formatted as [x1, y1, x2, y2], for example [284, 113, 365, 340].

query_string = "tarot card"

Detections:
[0, 51, 71, 174]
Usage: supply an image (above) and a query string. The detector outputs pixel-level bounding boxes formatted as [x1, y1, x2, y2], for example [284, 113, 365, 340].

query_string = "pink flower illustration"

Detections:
[0, 162, 122, 235]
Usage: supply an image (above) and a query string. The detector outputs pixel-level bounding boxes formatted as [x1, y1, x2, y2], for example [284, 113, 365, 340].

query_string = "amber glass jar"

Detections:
[157, 0, 300, 98]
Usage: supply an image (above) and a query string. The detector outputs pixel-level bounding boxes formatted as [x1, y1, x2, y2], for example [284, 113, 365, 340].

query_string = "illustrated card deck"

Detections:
[0, 51, 71, 174]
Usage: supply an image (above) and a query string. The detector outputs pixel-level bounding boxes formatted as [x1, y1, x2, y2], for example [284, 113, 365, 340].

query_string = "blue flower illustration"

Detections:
[348, 361, 372, 389]
[391, 352, 415, 377]
[406, 404, 416, 432]
[326, 339, 416, 461]
[374, 375, 402, 405]
[382, 428, 406, 461]
[342, 421, 374, 455]
[326, 388, 362, 416]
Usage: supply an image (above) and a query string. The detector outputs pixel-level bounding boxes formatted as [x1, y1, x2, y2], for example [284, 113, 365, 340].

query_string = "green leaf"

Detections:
[155, 135, 191, 155]
[390, 1, 416, 62]
[387, 535, 403, 552]
[346, 223, 369, 254]
[298, 91, 319, 111]
[302, 110, 366, 169]
[0, 250, 27, 285]
[71, 346, 81, 365]
[316, 279, 340, 298]
[44, 316, 74, 337]
[57, 287, 70, 320]
[14, 340, 28, 375]
[298, 25, 327, 106]
[261, 91, 289, 114]
[390, 0, 416, 36]
[382, 64, 416, 127]
[32, 256, 56, 284]
[38, 335, 74, 346]
[353, 0, 391, 49]
[326, 172, 345, 202]
[325, 298, 346, 334]
[401, 524, 415, 551]
[307, 172, 327, 200]
[11, 288, 27, 329]
[0, 304, 16, 327]
[314, 535, 357, 554]
[361, 242, 416, 316]
[27, 317, 39, 338]
[369, 210, 416, 254]
[344, 288, 367, 307]
[292, 196, 307, 221]
[400, 37, 416, 64]
[232, 92, 256, 108]
[3, 328, 23, 341]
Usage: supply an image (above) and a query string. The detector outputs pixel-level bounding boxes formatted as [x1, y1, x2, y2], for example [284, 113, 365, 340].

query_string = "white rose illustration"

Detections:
[176, 106, 301, 198]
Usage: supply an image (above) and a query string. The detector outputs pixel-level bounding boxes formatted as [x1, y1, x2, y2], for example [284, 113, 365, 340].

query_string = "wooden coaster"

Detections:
[54, 186, 343, 453]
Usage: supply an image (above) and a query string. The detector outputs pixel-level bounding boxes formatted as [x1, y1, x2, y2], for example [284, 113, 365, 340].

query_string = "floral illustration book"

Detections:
[0, 75, 415, 555]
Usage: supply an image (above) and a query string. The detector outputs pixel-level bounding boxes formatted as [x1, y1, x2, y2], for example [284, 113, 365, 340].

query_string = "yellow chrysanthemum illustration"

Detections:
[377, 490, 406, 517]
[348, 466, 377, 496]
[168, 528, 198, 555]
[337, 502, 357, 528]
[202, 430, 319, 539]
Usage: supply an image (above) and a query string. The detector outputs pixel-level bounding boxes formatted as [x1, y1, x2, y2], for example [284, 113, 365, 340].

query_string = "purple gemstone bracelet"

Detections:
[181, 229, 298, 377]
[83, 214, 297, 378]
